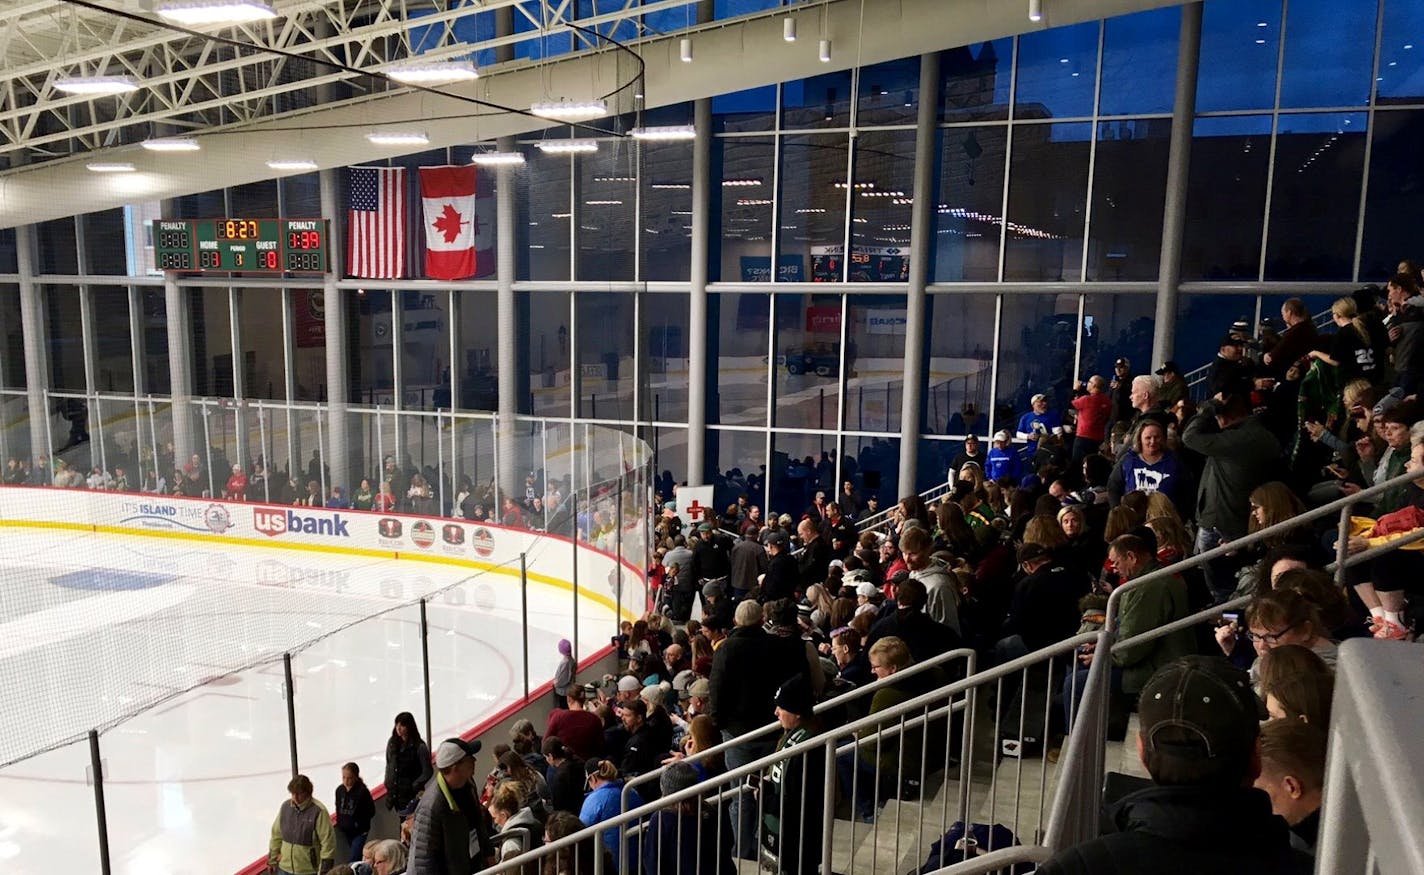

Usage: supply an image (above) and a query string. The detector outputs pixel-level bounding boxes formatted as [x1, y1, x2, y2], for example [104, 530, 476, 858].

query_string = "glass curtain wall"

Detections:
[10, 0, 1424, 511]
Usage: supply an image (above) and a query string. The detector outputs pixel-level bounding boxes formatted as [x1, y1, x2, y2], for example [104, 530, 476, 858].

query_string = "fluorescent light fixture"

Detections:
[534, 140, 599, 154]
[86, 161, 136, 173]
[650, 182, 692, 190]
[141, 137, 201, 152]
[387, 60, 478, 85]
[365, 131, 429, 146]
[55, 75, 138, 96]
[819, 39, 831, 63]
[155, 0, 277, 25]
[737, 198, 773, 206]
[722, 178, 763, 187]
[783, 17, 797, 41]
[530, 99, 607, 120]
[584, 200, 624, 206]
[470, 151, 526, 166]
[631, 125, 696, 141]
[680, 38, 693, 63]
[267, 158, 318, 171]
[1029, 0, 1042, 22]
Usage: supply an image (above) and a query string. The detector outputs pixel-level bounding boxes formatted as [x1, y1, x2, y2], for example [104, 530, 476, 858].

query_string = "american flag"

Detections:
[348, 166, 407, 279]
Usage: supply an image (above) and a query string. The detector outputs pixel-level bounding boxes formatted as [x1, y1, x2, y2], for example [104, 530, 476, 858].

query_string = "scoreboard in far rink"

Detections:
[154, 218, 331, 274]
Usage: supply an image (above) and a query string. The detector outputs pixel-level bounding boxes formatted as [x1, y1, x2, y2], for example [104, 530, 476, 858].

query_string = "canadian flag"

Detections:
[419, 165, 478, 280]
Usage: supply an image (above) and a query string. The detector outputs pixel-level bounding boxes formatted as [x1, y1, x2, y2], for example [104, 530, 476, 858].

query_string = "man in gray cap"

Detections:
[407, 738, 493, 875]
[1039, 657, 1311, 875]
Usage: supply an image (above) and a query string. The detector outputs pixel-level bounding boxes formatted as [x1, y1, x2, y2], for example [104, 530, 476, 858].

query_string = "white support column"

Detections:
[161, 200, 196, 466]
[685, 97, 712, 487]
[897, 50, 941, 497]
[320, 168, 352, 493]
[1151, 2, 1203, 365]
[16, 224, 50, 466]
[497, 134, 520, 504]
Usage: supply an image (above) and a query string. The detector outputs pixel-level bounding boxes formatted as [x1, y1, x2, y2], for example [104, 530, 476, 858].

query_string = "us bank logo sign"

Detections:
[254, 507, 351, 538]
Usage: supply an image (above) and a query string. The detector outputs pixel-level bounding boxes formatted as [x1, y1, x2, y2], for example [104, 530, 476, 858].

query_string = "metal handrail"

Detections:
[478, 632, 1094, 875]
[620, 646, 976, 807]
[931, 844, 1054, 874]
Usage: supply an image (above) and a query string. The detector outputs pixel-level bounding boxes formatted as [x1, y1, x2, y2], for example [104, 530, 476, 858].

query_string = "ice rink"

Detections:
[0, 526, 617, 875]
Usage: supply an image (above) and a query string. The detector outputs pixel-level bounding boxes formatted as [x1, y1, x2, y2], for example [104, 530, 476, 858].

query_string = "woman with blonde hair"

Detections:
[1309, 297, 1381, 383]
[1144, 491, 1181, 525]
[1023, 513, 1068, 551]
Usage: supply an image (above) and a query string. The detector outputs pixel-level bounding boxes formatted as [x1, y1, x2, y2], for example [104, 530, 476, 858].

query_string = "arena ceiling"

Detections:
[0, 0, 1182, 228]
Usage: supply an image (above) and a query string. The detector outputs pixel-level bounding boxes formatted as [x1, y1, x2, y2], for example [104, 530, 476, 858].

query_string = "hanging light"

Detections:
[783, 17, 797, 42]
[55, 75, 138, 95]
[534, 140, 599, 154]
[365, 131, 430, 146]
[470, 152, 526, 166]
[630, 125, 696, 141]
[267, 158, 318, 171]
[530, 99, 608, 120]
[680, 38, 694, 63]
[86, 162, 136, 173]
[1029, 0, 1043, 22]
[155, 0, 277, 26]
[141, 137, 201, 152]
[386, 61, 478, 85]
[819, 39, 832, 63]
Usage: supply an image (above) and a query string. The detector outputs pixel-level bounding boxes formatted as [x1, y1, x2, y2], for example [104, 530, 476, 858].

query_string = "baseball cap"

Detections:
[616, 675, 641, 693]
[434, 737, 482, 769]
[992, 430, 1010, 442]
[701, 580, 725, 599]
[697, 522, 713, 532]
[687, 678, 712, 699]
[1017, 542, 1049, 564]
[855, 581, 878, 599]
[1220, 333, 1244, 347]
[1154, 361, 1180, 376]
[762, 530, 789, 547]
[1114, 357, 1130, 368]
[672, 669, 696, 694]
[1031, 393, 1047, 404]
[1138, 656, 1259, 762]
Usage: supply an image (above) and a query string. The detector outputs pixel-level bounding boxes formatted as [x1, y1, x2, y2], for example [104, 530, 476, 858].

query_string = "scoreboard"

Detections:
[154, 218, 331, 274]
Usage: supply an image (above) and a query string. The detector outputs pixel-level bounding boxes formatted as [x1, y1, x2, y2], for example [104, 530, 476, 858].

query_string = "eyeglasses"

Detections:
[1246, 621, 1300, 645]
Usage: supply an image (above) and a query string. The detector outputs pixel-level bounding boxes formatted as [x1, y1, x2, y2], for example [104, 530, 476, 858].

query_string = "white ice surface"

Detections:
[0, 528, 615, 875]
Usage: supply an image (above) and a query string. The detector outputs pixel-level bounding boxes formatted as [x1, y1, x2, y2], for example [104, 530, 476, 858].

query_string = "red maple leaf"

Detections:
[432, 203, 467, 244]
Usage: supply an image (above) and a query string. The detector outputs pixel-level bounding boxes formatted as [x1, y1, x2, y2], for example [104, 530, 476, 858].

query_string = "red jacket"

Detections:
[1071, 392, 1113, 442]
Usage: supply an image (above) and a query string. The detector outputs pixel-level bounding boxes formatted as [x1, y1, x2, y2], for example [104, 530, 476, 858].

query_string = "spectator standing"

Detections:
[641, 763, 737, 875]
[1308, 298, 1380, 384]
[407, 738, 494, 875]
[1264, 298, 1320, 378]
[1069, 377, 1113, 463]
[545, 684, 603, 760]
[1182, 394, 1282, 565]
[761, 675, 824, 875]
[540, 738, 585, 815]
[383, 712, 433, 815]
[1208, 335, 1251, 396]
[266, 774, 335, 875]
[1017, 393, 1064, 453]
[1108, 421, 1192, 515]
[985, 431, 1024, 483]
[551, 639, 576, 709]
[760, 531, 798, 602]
[949, 433, 986, 478]
[796, 518, 831, 589]
[334, 763, 375, 863]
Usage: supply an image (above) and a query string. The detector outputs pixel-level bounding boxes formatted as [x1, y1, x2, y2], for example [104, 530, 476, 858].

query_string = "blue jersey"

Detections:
[1016, 409, 1063, 444]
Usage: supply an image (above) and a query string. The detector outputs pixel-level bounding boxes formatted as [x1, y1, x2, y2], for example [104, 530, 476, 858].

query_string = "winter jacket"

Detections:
[1003, 562, 1089, 651]
[797, 535, 831, 588]
[985, 446, 1023, 483]
[334, 780, 376, 838]
[763, 725, 825, 875]
[1391, 306, 1424, 394]
[546, 707, 604, 761]
[267, 797, 335, 875]
[1109, 561, 1194, 695]
[729, 537, 768, 594]
[494, 807, 544, 860]
[760, 552, 800, 603]
[546, 757, 586, 814]
[1181, 401, 1282, 539]
[1037, 784, 1312, 875]
[579, 781, 644, 869]
[641, 806, 738, 875]
[385, 738, 433, 812]
[911, 559, 962, 636]
[407, 773, 483, 875]
[866, 609, 961, 665]
[708, 625, 797, 735]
